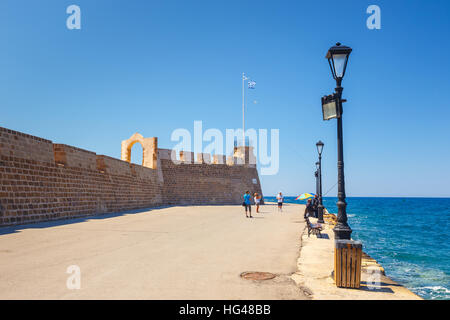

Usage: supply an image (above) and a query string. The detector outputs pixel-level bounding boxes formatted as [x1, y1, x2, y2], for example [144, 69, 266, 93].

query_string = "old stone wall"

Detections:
[0, 126, 263, 227]
[158, 150, 262, 205]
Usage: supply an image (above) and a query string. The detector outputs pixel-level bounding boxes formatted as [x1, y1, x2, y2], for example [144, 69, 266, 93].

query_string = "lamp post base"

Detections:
[317, 205, 325, 223]
[333, 222, 352, 240]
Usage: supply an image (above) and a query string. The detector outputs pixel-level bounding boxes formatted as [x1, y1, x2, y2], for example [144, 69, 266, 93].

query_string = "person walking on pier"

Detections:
[276, 192, 284, 212]
[243, 191, 253, 218]
[254, 192, 262, 213]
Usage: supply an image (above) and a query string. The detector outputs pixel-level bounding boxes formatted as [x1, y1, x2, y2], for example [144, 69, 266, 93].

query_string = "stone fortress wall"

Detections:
[0, 126, 263, 227]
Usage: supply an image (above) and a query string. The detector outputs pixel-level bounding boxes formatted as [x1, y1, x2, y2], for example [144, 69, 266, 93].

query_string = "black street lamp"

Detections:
[324, 42, 352, 240]
[314, 168, 319, 200]
[316, 141, 325, 223]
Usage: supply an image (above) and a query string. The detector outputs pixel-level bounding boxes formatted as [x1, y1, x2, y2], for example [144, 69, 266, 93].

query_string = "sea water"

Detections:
[264, 196, 450, 300]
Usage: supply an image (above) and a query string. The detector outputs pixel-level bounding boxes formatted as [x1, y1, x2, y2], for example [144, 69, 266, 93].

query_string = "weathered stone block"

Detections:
[213, 154, 226, 164]
[200, 153, 211, 164]
[53, 144, 97, 170]
[180, 151, 194, 164]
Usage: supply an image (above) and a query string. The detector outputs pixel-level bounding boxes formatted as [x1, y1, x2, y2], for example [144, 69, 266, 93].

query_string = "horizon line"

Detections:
[265, 195, 450, 199]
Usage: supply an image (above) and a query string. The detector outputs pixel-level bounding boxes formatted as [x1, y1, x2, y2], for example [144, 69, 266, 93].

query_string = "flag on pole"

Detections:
[248, 80, 256, 89]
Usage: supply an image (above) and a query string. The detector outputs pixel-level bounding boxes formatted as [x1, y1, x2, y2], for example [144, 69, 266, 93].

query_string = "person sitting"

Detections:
[312, 194, 319, 218]
[304, 198, 315, 219]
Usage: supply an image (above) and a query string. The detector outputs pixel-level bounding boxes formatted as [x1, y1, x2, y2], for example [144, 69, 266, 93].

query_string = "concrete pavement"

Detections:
[0, 203, 308, 299]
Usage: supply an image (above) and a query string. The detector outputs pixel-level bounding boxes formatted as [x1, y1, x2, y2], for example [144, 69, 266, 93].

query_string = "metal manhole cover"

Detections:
[240, 271, 276, 280]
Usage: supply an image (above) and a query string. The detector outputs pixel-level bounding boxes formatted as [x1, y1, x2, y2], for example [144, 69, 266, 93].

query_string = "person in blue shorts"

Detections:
[243, 190, 253, 218]
[276, 192, 284, 212]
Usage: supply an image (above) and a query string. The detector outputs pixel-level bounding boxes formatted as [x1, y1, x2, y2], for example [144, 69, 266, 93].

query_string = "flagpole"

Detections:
[242, 72, 245, 147]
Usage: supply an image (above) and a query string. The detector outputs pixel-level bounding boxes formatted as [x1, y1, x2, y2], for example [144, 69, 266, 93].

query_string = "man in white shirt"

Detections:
[276, 192, 284, 212]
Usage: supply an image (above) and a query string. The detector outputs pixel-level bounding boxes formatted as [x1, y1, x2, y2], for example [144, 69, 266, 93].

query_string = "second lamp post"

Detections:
[322, 42, 353, 240]
[316, 141, 325, 223]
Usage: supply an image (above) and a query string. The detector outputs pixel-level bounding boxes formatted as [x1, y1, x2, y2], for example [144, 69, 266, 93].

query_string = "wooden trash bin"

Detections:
[334, 240, 363, 288]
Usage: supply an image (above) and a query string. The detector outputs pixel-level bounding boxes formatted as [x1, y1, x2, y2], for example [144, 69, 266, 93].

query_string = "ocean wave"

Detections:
[419, 286, 450, 293]
[413, 286, 450, 299]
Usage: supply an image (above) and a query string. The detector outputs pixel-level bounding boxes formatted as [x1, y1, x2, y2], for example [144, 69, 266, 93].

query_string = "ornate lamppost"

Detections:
[315, 168, 319, 199]
[321, 42, 353, 240]
[316, 141, 325, 223]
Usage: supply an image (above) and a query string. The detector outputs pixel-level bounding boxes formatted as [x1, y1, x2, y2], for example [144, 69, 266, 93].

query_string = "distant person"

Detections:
[254, 193, 262, 213]
[276, 192, 284, 212]
[312, 195, 319, 218]
[243, 190, 253, 218]
[304, 198, 315, 219]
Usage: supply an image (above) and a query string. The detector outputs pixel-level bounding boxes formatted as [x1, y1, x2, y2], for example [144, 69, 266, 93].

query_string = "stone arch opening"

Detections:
[121, 133, 158, 169]
[129, 140, 144, 165]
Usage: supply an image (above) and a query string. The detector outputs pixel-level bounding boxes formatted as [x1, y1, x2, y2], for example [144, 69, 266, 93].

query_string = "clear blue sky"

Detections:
[1, 0, 450, 197]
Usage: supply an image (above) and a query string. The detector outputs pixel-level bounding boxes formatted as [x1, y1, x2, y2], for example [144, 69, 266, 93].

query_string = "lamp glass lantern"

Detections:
[326, 42, 352, 80]
[321, 94, 338, 120]
[316, 140, 324, 156]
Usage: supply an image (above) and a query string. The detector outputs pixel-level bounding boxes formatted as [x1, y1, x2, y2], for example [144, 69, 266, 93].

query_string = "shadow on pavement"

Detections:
[0, 206, 173, 236]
